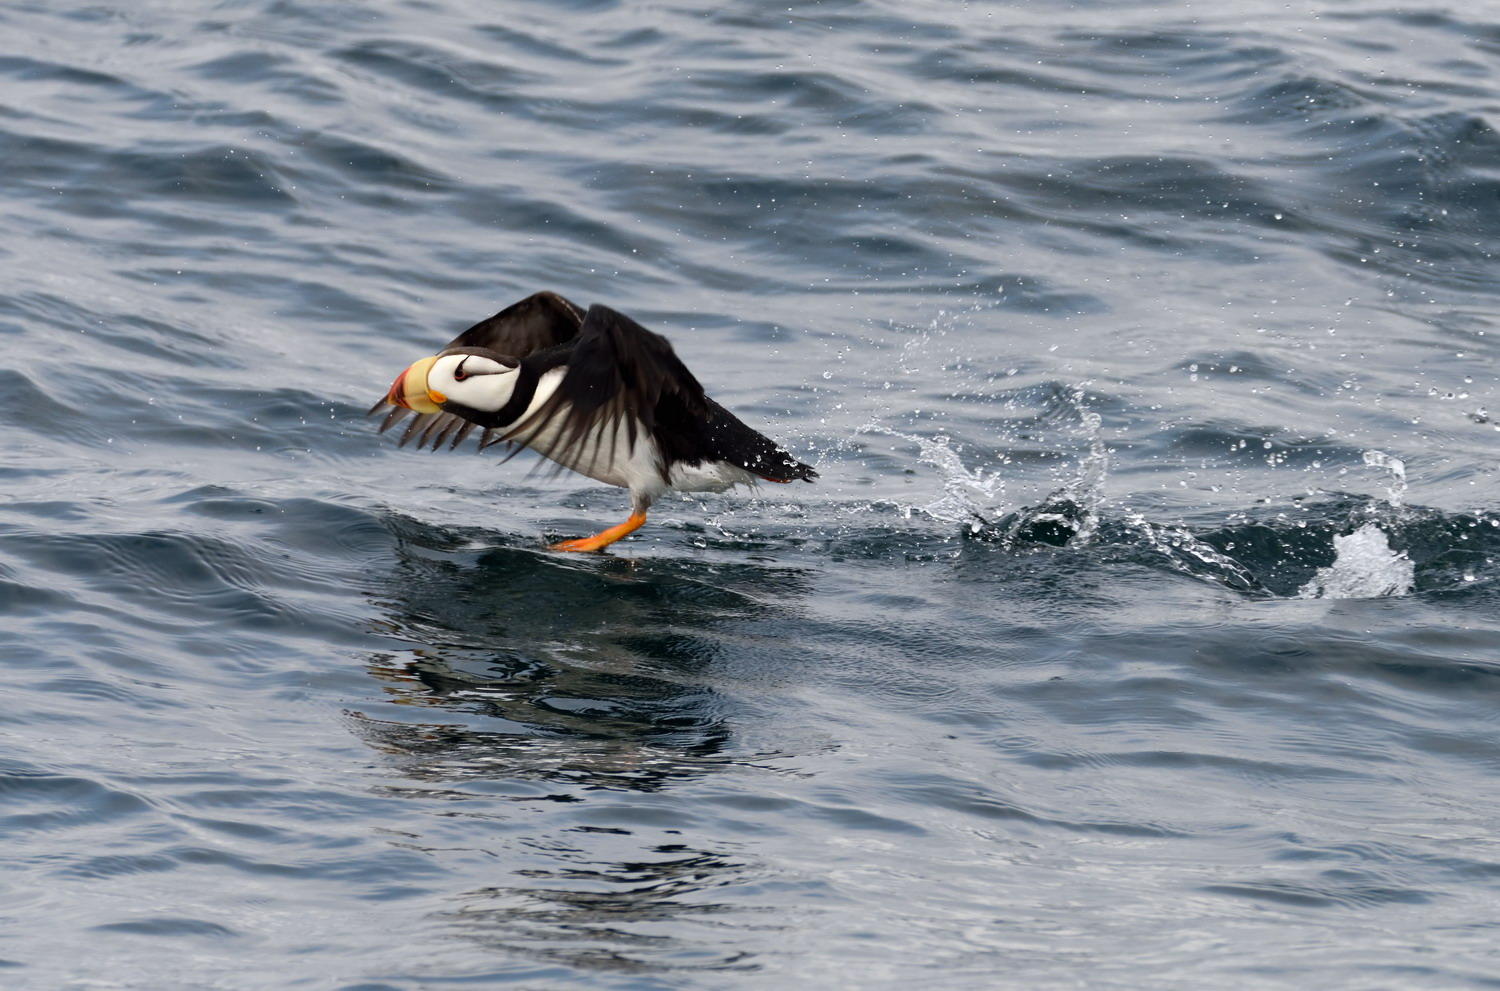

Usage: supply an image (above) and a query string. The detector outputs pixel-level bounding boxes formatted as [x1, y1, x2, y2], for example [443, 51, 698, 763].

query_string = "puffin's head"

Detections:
[384, 348, 521, 415]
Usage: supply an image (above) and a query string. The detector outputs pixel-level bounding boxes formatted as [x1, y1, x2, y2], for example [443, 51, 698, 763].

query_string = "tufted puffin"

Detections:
[371, 292, 817, 552]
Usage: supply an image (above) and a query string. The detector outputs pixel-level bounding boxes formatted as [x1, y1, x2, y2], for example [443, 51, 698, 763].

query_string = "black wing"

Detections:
[694, 399, 818, 483]
[441, 290, 585, 357]
[501, 304, 708, 480]
[370, 291, 585, 451]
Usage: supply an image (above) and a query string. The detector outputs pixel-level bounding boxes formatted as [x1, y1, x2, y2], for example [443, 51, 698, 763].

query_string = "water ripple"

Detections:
[3, 0, 1500, 986]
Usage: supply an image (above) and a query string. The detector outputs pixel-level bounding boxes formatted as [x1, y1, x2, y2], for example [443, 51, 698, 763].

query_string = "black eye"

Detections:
[453, 358, 469, 382]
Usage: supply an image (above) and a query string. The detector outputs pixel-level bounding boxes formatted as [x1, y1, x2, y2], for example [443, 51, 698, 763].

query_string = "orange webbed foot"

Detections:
[549, 512, 648, 553]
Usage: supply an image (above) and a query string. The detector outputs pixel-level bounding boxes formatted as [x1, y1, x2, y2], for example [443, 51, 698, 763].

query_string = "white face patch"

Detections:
[427, 353, 519, 412]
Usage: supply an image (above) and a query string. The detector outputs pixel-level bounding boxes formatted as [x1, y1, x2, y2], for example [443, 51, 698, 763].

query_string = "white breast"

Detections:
[509, 369, 667, 497]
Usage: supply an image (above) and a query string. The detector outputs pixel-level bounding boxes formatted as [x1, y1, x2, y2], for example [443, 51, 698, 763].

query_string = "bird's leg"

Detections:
[550, 511, 648, 553]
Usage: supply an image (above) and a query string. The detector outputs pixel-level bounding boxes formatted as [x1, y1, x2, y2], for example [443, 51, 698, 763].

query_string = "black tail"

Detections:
[693, 400, 817, 483]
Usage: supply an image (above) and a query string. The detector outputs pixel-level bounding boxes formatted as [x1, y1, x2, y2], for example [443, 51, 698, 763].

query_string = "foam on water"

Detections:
[1291, 450, 1415, 600]
[1297, 522, 1416, 599]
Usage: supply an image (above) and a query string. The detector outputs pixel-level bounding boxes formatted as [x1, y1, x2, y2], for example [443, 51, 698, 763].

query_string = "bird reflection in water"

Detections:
[349, 512, 807, 976]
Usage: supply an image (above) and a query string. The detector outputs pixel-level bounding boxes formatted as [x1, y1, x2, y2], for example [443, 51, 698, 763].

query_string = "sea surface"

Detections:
[3, 1, 1500, 987]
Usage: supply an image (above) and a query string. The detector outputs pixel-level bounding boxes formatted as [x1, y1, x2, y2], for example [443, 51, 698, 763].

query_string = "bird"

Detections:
[370, 292, 817, 552]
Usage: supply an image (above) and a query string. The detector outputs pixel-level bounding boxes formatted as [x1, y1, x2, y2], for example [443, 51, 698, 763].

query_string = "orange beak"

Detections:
[384, 356, 444, 414]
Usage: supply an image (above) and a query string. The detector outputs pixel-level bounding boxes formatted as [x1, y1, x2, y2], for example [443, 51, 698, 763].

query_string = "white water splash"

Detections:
[859, 387, 1107, 538]
[858, 424, 1007, 530]
[1124, 514, 1258, 591]
[1362, 449, 1407, 508]
[1297, 522, 1414, 600]
[1065, 393, 1108, 544]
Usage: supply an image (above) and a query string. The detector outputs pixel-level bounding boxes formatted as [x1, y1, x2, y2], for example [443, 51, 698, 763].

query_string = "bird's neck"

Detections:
[475, 366, 543, 428]
[462, 365, 566, 431]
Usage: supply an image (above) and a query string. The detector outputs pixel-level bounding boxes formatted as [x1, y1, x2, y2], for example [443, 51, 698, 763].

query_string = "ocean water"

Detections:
[3, 0, 1500, 986]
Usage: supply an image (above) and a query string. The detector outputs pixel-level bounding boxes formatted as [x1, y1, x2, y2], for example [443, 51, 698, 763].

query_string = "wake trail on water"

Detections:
[862, 401, 1488, 601]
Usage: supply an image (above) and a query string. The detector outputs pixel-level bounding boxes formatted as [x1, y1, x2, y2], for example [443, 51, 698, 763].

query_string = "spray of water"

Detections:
[859, 385, 1108, 534]
[1063, 392, 1108, 545]
[1362, 449, 1407, 508]
[1292, 450, 1416, 599]
[857, 423, 1008, 531]
[1298, 522, 1415, 599]
[1121, 515, 1260, 592]
[859, 331, 1428, 600]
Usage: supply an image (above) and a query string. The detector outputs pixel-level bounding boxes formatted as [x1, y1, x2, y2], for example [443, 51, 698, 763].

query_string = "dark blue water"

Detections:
[4, 0, 1500, 986]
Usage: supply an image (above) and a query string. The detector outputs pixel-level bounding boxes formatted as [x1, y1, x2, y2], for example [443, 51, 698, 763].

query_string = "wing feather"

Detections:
[398, 412, 432, 448]
[376, 404, 410, 432]
[447, 420, 478, 450]
[499, 305, 706, 482]
[441, 291, 584, 357]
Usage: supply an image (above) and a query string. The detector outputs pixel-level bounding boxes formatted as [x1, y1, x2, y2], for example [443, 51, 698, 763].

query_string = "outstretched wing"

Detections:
[500, 304, 708, 480]
[369, 291, 585, 451]
[440, 290, 585, 357]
